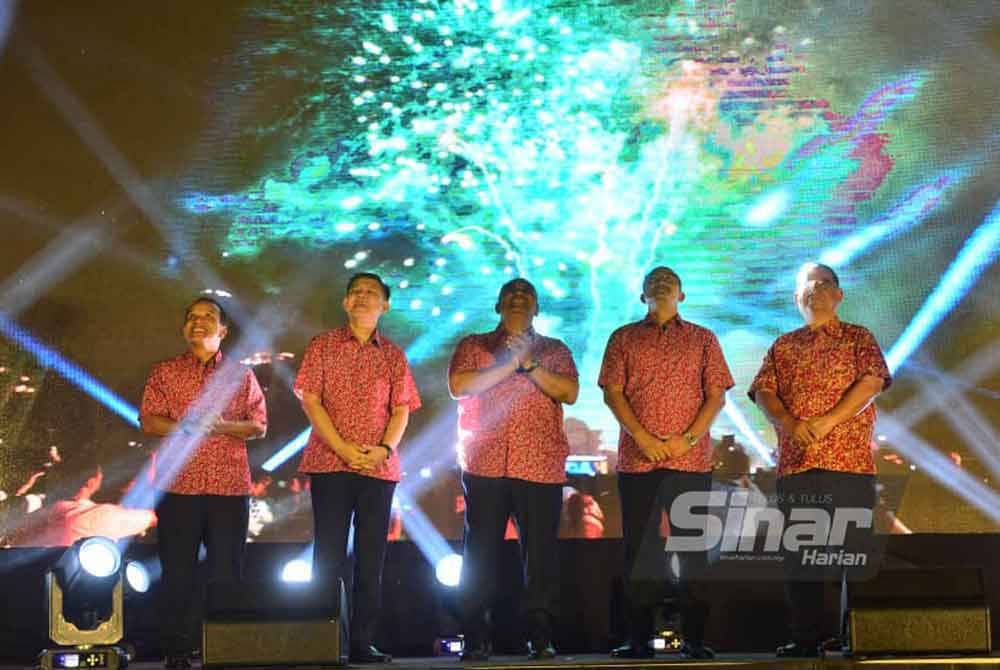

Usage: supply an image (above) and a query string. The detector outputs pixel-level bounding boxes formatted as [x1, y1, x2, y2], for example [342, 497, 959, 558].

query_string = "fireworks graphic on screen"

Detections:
[181, 0, 957, 450]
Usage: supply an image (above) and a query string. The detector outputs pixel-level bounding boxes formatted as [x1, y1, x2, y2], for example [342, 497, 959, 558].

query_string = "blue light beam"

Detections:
[723, 397, 776, 467]
[0, 311, 139, 426]
[395, 487, 454, 565]
[886, 200, 1000, 373]
[262, 428, 311, 472]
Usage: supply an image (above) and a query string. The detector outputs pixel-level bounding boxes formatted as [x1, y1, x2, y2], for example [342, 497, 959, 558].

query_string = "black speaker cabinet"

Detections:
[203, 579, 348, 667]
[844, 568, 991, 656]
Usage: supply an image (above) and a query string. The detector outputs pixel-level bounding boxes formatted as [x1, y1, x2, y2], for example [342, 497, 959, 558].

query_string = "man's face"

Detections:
[183, 301, 227, 349]
[795, 266, 843, 319]
[497, 280, 538, 318]
[342, 277, 389, 323]
[642, 268, 684, 310]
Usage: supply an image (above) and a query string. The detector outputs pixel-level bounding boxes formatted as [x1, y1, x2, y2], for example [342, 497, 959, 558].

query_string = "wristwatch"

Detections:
[683, 432, 700, 447]
[517, 360, 540, 374]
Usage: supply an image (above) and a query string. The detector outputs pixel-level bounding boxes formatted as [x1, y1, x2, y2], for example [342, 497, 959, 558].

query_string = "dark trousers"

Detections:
[618, 470, 713, 646]
[459, 472, 563, 645]
[777, 469, 876, 645]
[309, 472, 396, 651]
[156, 492, 249, 658]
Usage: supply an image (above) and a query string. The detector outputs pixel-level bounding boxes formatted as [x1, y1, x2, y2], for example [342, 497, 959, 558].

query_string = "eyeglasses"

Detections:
[798, 279, 838, 292]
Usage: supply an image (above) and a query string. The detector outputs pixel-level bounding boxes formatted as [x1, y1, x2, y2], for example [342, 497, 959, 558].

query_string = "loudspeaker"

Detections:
[202, 579, 348, 667]
[844, 568, 991, 656]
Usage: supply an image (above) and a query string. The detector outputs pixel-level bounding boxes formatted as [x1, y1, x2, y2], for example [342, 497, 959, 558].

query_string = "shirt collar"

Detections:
[805, 316, 843, 338]
[642, 313, 687, 331]
[800, 317, 844, 338]
[184, 349, 222, 369]
[334, 324, 383, 347]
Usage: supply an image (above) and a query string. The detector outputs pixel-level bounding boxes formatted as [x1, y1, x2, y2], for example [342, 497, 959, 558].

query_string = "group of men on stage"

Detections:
[138, 261, 891, 667]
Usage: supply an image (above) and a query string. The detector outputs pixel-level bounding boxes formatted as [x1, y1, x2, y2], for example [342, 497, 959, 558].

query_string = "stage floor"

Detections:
[378, 655, 1000, 670]
[364, 654, 1000, 670]
[12, 653, 996, 670]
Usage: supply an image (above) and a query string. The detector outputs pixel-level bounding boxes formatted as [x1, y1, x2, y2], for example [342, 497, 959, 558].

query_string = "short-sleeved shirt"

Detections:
[598, 315, 734, 473]
[141, 351, 267, 496]
[748, 319, 892, 476]
[449, 325, 578, 484]
[294, 326, 421, 482]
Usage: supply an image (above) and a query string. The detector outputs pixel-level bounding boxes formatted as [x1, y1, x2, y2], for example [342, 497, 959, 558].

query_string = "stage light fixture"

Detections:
[124, 561, 150, 594]
[434, 636, 465, 656]
[652, 629, 683, 653]
[435, 553, 463, 587]
[78, 538, 120, 578]
[39, 537, 130, 670]
[281, 558, 313, 583]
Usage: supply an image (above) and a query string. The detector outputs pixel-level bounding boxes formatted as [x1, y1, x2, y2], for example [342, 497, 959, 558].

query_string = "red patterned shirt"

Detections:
[449, 326, 578, 484]
[748, 319, 892, 476]
[599, 315, 734, 474]
[294, 327, 421, 482]
[141, 351, 267, 496]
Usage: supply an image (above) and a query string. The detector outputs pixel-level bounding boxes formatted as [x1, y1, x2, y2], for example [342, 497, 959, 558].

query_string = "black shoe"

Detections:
[776, 641, 821, 658]
[163, 655, 191, 670]
[527, 639, 557, 659]
[610, 643, 654, 659]
[349, 644, 392, 663]
[459, 640, 492, 662]
[679, 642, 715, 660]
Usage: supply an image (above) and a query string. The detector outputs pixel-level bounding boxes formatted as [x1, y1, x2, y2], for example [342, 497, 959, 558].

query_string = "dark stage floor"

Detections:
[10, 654, 1000, 670]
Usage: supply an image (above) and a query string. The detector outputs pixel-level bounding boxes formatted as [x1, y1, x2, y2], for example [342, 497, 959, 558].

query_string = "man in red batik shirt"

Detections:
[295, 272, 421, 665]
[599, 266, 733, 660]
[448, 278, 579, 661]
[140, 297, 267, 670]
[749, 262, 891, 658]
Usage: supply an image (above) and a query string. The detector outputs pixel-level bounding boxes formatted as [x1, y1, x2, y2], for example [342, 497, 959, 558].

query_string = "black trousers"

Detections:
[618, 470, 713, 646]
[309, 472, 396, 651]
[459, 472, 563, 645]
[776, 469, 876, 645]
[156, 492, 249, 658]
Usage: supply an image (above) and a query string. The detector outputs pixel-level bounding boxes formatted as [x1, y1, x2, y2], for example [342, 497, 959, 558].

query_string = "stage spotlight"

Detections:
[434, 636, 465, 656]
[40, 537, 130, 670]
[124, 561, 150, 594]
[78, 538, 121, 579]
[435, 553, 462, 587]
[281, 558, 313, 583]
[652, 629, 683, 653]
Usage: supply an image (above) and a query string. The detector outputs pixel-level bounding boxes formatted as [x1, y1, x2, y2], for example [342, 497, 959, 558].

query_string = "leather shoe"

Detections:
[610, 643, 654, 659]
[163, 655, 191, 670]
[349, 644, 392, 663]
[680, 642, 715, 659]
[527, 639, 556, 659]
[459, 640, 492, 662]
[776, 641, 821, 658]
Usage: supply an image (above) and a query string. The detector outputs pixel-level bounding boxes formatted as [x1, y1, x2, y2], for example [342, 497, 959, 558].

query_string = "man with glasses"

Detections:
[749, 262, 891, 658]
[295, 272, 421, 664]
[599, 266, 733, 660]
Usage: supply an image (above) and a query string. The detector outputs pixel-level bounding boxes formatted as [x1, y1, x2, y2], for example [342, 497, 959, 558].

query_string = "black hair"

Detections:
[185, 296, 229, 326]
[642, 266, 683, 292]
[346, 272, 391, 300]
[797, 262, 840, 287]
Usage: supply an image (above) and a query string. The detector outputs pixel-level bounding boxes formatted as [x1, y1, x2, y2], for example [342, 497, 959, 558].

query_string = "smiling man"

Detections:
[448, 277, 579, 661]
[599, 266, 733, 660]
[140, 297, 267, 670]
[295, 272, 421, 664]
[749, 262, 892, 658]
